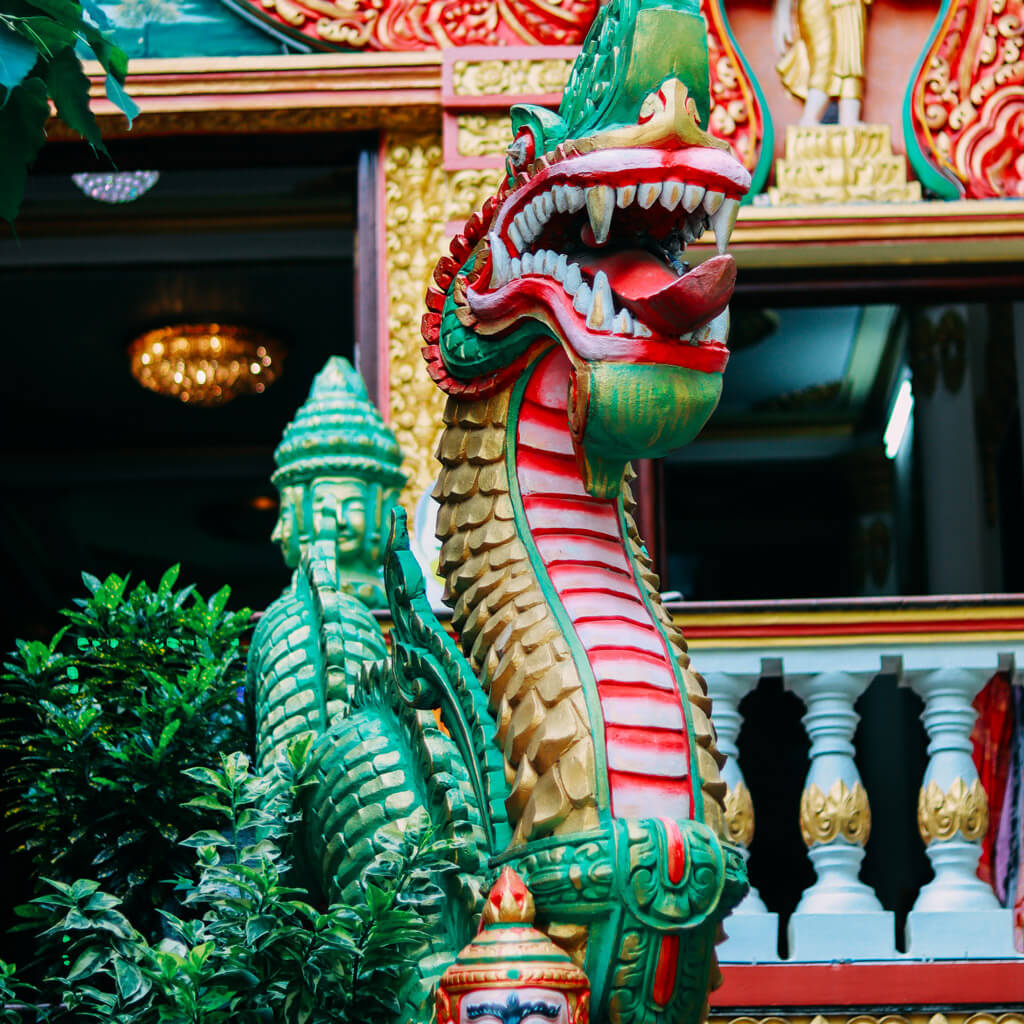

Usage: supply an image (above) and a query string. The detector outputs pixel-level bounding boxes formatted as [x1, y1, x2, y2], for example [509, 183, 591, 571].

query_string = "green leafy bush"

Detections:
[1, 567, 252, 942]
[9, 750, 456, 1023]
[0, 0, 139, 223]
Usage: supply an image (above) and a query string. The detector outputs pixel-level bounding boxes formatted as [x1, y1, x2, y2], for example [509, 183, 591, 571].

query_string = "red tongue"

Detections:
[578, 250, 736, 337]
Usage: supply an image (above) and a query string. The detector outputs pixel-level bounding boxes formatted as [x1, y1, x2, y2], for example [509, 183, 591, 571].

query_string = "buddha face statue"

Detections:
[271, 485, 304, 568]
[459, 989, 569, 1024]
[311, 478, 370, 564]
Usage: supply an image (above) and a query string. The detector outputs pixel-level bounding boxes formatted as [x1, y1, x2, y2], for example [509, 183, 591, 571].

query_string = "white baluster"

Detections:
[705, 672, 779, 963]
[904, 666, 1018, 957]
[786, 670, 896, 960]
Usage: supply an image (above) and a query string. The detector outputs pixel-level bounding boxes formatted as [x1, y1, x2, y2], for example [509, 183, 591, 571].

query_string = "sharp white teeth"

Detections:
[616, 184, 637, 208]
[509, 221, 525, 253]
[524, 204, 542, 236]
[659, 180, 685, 211]
[565, 186, 586, 212]
[613, 309, 634, 334]
[489, 231, 510, 286]
[681, 184, 702, 213]
[563, 262, 582, 295]
[633, 321, 652, 338]
[711, 197, 740, 254]
[543, 250, 558, 275]
[586, 270, 614, 330]
[511, 257, 522, 277]
[703, 190, 724, 215]
[709, 306, 731, 342]
[521, 252, 534, 274]
[553, 184, 568, 213]
[637, 182, 662, 209]
[555, 253, 568, 280]
[585, 184, 615, 245]
[572, 282, 593, 316]
[541, 192, 554, 219]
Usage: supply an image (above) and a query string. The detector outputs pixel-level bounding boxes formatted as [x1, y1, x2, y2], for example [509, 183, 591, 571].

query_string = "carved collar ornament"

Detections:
[248, 3, 749, 1022]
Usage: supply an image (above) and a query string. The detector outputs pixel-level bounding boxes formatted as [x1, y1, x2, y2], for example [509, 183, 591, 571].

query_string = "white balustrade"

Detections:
[904, 666, 1018, 957]
[785, 670, 896, 961]
[705, 672, 779, 963]
[689, 632, 1024, 964]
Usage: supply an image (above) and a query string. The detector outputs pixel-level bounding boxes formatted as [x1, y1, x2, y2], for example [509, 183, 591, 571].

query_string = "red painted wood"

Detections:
[682, 617, 1024, 640]
[663, 819, 687, 884]
[711, 961, 1024, 1008]
[653, 935, 682, 1006]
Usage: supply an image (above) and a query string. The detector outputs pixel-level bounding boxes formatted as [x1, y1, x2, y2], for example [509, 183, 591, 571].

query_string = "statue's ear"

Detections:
[508, 104, 568, 176]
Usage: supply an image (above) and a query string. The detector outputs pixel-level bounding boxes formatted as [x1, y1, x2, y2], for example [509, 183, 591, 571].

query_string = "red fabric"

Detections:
[970, 672, 1014, 886]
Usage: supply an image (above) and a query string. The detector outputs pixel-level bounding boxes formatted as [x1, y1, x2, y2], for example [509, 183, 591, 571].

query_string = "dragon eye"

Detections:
[506, 128, 536, 170]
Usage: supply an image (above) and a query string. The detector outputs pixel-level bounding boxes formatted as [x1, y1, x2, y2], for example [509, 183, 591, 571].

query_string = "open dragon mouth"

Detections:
[466, 146, 750, 374]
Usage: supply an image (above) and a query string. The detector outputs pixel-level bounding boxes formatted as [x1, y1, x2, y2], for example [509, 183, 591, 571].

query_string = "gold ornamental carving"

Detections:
[917, 777, 989, 845]
[769, 125, 922, 205]
[457, 114, 513, 158]
[724, 780, 755, 848]
[384, 132, 448, 509]
[451, 58, 573, 98]
[383, 134, 504, 508]
[446, 167, 505, 224]
[799, 779, 871, 847]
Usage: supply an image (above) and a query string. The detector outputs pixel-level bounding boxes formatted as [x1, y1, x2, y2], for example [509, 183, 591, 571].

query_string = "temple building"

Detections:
[1, 0, 1023, 1019]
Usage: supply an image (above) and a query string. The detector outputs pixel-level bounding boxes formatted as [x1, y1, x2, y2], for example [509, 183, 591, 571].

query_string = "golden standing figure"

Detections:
[772, 0, 870, 125]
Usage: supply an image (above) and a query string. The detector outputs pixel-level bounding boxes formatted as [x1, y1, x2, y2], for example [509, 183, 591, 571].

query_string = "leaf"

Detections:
[11, 15, 76, 59]
[81, 571, 102, 595]
[67, 946, 111, 981]
[0, 76, 49, 223]
[44, 45, 104, 152]
[0, 24, 39, 90]
[114, 957, 144, 1000]
[104, 73, 137, 127]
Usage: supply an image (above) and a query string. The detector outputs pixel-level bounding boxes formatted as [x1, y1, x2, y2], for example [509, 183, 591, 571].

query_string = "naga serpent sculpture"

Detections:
[248, 1, 751, 1021]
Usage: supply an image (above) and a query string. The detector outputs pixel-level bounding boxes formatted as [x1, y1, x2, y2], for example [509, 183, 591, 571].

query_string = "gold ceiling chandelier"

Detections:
[128, 324, 285, 406]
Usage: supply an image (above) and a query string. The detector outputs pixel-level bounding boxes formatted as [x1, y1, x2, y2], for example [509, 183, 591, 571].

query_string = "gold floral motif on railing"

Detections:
[724, 780, 755, 848]
[799, 779, 871, 847]
[917, 777, 989, 845]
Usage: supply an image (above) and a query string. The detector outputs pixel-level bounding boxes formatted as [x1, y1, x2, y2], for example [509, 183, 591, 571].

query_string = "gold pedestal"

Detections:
[769, 124, 922, 205]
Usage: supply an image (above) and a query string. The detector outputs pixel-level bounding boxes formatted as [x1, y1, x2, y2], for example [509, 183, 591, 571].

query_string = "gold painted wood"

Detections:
[917, 777, 989, 845]
[451, 56, 573, 97]
[768, 125, 921, 205]
[800, 779, 871, 847]
[383, 133, 449, 510]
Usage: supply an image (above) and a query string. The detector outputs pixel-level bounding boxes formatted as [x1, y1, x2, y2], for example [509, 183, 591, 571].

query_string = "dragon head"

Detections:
[423, 0, 751, 496]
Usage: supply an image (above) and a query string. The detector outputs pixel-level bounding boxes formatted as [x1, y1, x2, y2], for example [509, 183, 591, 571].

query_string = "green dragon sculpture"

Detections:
[248, 2, 751, 1020]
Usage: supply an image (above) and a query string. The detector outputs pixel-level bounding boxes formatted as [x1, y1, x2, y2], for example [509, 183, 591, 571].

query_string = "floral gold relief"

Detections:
[724, 781, 755, 848]
[457, 114, 515, 158]
[451, 58, 574, 98]
[917, 777, 989, 845]
[799, 779, 871, 847]
[384, 132, 448, 509]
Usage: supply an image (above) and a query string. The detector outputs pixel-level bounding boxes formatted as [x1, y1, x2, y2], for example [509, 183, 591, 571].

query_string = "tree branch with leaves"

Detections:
[0, 0, 138, 223]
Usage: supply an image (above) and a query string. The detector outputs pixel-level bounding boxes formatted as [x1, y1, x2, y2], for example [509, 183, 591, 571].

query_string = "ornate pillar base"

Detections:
[906, 908, 1018, 959]
[718, 907, 780, 963]
[788, 842, 896, 961]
